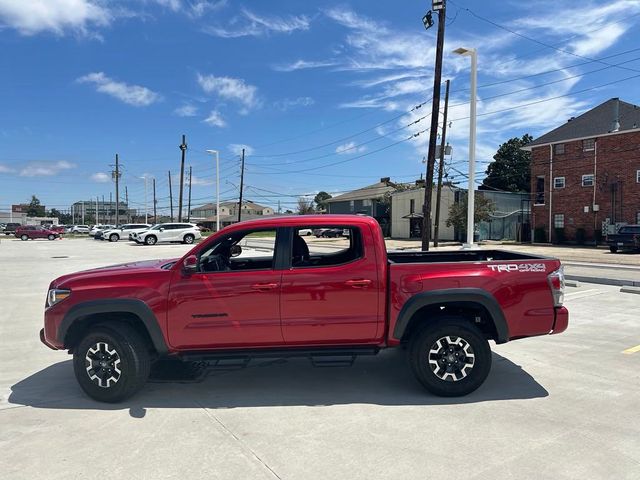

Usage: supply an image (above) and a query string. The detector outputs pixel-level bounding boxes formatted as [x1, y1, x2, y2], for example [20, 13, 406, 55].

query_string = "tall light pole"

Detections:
[143, 175, 148, 224]
[453, 47, 477, 249]
[206, 149, 220, 232]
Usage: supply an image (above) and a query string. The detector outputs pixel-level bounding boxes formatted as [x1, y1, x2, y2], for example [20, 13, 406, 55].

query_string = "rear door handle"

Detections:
[345, 279, 372, 288]
[251, 283, 279, 291]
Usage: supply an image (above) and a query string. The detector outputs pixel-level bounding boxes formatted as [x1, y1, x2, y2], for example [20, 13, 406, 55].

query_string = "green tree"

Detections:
[49, 208, 72, 224]
[297, 197, 315, 215]
[314, 191, 332, 211]
[446, 193, 496, 232]
[482, 134, 533, 192]
[26, 195, 45, 217]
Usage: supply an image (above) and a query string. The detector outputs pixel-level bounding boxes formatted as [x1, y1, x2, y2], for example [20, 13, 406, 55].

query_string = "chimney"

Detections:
[610, 98, 620, 133]
[415, 179, 425, 187]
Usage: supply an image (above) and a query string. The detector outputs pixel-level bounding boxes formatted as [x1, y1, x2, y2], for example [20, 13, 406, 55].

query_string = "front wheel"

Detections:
[409, 318, 491, 397]
[183, 234, 195, 244]
[609, 246, 618, 253]
[109, 234, 119, 242]
[20, 234, 28, 241]
[73, 324, 151, 403]
[144, 235, 157, 245]
[48, 234, 55, 240]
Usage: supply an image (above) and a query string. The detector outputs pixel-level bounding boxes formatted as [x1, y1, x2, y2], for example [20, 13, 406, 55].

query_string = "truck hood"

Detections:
[52, 258, 179, 288]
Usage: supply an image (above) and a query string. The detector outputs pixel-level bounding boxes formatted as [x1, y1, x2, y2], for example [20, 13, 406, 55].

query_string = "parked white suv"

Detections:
[70, 225, 90, 234]
[101, 224, 151, 242]
[131, 223, 201, 245]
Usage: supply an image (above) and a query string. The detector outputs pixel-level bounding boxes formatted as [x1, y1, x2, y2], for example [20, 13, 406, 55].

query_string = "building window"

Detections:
[637, 170, 640, 183]
[582, 174, 594, 187]
[535, 176, 545, 205]
[554, 143, 565, 155]
[637, 212, 640, 224]
[554, 214, 565, 228]
[362, 199, 372, 207]
[554, 177, 565, 189]
[349, 200, 354, 209]
[409, 199, 415, 214]
[582, 138, 595, 151]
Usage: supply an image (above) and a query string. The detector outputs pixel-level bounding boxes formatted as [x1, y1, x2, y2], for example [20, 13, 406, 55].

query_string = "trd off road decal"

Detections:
[487, 263, 546, 273]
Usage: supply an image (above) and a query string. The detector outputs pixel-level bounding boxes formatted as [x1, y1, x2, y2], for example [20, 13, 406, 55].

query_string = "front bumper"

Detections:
[40, 328, 57, 350]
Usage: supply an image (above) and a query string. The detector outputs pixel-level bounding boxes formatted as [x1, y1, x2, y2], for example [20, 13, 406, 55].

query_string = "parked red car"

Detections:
[41, 215, 568, 402]
[15, 225, 60, 241]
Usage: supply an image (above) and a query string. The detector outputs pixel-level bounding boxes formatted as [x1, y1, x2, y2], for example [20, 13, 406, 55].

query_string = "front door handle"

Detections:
[251, 283, 279, 291]
[345, 279, 372, 288]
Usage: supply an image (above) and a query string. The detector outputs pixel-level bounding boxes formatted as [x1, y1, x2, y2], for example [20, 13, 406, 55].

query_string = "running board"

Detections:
[180, 346, 380, 364]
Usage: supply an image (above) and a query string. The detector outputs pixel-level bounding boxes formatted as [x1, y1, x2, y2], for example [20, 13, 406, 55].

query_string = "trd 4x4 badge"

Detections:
[487, 263, 546, 273]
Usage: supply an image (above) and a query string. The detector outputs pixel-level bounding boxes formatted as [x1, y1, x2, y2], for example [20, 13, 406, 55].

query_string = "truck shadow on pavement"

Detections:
[8, 350, 548, 416]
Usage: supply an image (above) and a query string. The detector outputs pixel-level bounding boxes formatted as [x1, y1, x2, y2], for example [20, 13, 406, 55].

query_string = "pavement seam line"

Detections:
[195, 400, 283, 480]
[622, 344, 640, 355]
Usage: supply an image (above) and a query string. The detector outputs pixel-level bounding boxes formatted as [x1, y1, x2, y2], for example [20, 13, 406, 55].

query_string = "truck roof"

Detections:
[226, 214, 381, 230]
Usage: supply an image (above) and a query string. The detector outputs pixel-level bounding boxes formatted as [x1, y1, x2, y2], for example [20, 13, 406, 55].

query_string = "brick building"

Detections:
[523, 98, 640, 243]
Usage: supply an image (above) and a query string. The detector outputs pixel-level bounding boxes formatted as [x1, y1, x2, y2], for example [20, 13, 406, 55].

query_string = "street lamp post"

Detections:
[206, 149, 220, 232]
[453, 47, 477, 249]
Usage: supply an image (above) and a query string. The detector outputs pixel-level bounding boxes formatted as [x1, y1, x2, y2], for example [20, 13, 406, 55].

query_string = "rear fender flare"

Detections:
[393, 288, 509, 343]
[58, 299, 168, 354]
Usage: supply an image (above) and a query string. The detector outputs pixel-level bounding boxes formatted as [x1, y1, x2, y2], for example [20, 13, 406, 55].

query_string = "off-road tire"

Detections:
[183, 234, 195, 244]
[409, 317, 491, 397]
[609, 246, 618, 253]
[144, 235, 157, 245]
[73, 324, 151, 403]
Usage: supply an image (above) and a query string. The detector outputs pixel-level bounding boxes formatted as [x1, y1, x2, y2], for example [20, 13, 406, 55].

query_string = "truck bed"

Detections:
[387, 249, 546, 264]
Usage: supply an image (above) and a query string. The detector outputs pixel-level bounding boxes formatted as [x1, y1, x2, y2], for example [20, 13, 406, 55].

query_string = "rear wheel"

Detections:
[409, 318, 491, 397]
[109, 233, 119, 242]
[609, 246, 618, 253]
[47, 234, 55, 241]
[183, 234, 195, 244]
[20, 234, 28, 241]
[144, 235, 157, 245]
[73, 324, 151, 403]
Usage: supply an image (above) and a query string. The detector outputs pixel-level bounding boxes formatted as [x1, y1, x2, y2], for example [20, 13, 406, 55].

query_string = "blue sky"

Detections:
[1, 0, 639, 215]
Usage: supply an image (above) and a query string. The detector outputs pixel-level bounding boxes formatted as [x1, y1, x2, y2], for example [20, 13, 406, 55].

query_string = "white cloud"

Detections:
[274, 96, 315, 110]
[203, 110, 226, 128]
[19, 160, 75, 177]
[0, 0, 110, 36]
[335, 142, 367, 155]
[77, 72, 162, 106]
[273, 59, 338, 72]
[188, 0, 227, 19]
[228, 143, 254, 156]
[148, 0, 181, 11]
[204, 8, 310, 38]
[91, 172, 110, 183]
[189, 175, 215, 186]
[174, 103, 198, 117]
[0, 164, 15, 173]
[196, 73, 259, 112]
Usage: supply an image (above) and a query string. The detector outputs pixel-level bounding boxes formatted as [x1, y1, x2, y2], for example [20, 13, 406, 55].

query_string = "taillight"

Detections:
[547, 267, 565, 307]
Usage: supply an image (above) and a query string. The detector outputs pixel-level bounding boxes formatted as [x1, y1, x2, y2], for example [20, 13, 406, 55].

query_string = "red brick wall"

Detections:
[530, 130, 640, 242]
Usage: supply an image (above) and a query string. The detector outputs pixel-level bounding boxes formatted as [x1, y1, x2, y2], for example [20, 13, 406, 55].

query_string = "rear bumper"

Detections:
[551, 306, 569, 335]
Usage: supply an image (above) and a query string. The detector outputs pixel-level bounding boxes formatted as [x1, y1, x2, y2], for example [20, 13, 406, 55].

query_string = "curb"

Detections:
[620, 286, 640, 294]
[565, 275, 640, 287]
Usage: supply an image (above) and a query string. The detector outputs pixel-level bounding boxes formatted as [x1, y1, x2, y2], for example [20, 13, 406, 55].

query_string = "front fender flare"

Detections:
[393, 288, 509, 343]
[58, 299, 168, 354]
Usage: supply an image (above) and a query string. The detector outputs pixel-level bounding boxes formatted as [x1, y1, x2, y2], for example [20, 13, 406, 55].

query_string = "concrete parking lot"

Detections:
[1, 237, 639, 479]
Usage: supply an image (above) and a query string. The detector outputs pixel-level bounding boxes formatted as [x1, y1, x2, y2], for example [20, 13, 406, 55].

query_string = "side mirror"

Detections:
[230, 244, 242, 257]
[183, 255, 198, 274]
[159, 228, 165, 232]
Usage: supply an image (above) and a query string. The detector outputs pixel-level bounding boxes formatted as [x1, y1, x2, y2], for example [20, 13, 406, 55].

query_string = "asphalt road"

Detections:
[1, 237, 639, 479]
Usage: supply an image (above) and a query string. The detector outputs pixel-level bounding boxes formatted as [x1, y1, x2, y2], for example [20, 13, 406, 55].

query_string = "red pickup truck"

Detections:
[41, 215, 568, 402]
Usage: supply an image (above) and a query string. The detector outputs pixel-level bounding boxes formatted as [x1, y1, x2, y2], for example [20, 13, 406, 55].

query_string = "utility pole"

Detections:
[143, 178, 148, 224]
[187, 165, 192, 222]
[168, 171, 174, 222]
[125, 186, 129, 222]
[109, 192, 112, 224]
[178, 134, 187, 221]
[96, 197, 99, 225]
[433, 79, 450, 248]
[102, 195, 105, 225]
[421, 0, 447, 251]
[238, 148, 245, 223]
[153, 178, 157, 222]
[113, 153, 120, 226]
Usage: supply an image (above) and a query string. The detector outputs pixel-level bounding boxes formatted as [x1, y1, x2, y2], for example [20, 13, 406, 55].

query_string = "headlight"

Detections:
[47, 289, 71, 307]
